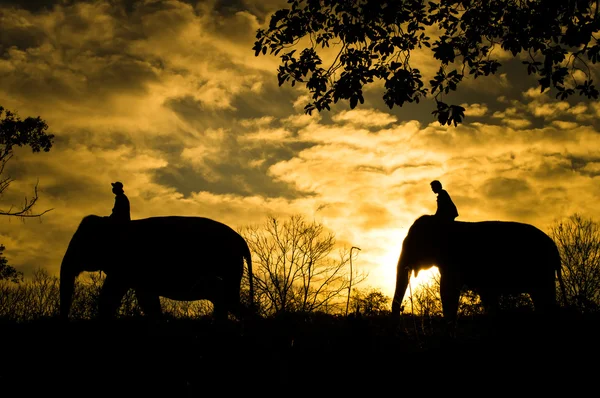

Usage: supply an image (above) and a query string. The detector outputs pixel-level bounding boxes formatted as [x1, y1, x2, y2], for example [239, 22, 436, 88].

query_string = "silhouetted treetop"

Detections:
[0, 106, 53, 155]
[0, 106, 54, 217]
[0, 244, 23, 283]
[254, 0, 600, 126]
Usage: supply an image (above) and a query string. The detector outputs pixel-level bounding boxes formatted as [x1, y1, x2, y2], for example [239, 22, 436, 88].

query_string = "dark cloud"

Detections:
[567, 155, 600, 177]
[482, 177, 531, 200]
[154, 144, 315, 198]
[166, 81, 303, 131]
[4, 149, 106, 206]
[0, 0, 173, 14]
[154, 162, 309, 199]
[0, 16, 46, 51]
[0, 4, 160, 106]
[529, 154, 600, 180]
[225, 79, 300, 120]
[0, 0, 64, 12]
[0, 0, 284, 17]
[43, 175, 101, 204]
[87, 56, 159, 95]
[0, 0, 285, 115]
[53, 128, 134, 149]
[157, 94, 317, 197]
[479, 177, 542, 222]
[353, 165, 386, 174]
[213, 0, 287, 18]
[165, 96, 233, 131]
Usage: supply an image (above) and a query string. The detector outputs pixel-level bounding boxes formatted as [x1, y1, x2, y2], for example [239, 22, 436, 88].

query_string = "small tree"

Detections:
[350, 287, 390, 316]
[241, 214, 366, 316]
[550, 213, 600, 312]
[405, 278, 443, 318]
[0, 105, 54, 218]
[0, 106, 54, 284]
[0, 245, 23, 283]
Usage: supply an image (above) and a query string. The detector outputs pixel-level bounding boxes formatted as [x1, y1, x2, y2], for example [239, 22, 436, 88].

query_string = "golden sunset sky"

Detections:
[1, 0, 600, 299]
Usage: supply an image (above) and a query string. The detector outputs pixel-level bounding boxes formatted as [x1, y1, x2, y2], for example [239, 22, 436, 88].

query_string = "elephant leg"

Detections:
[530, 285, 557, 316]
[439, 273, 460, 324]
[212, 296, 229, 323]
[136, 289, 162, 319]
[99, 275, 129, 320]
[210, 274, 242, 324]
[479, 290, 500, 316]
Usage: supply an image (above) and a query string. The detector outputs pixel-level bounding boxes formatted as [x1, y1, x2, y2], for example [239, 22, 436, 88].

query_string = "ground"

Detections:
[1, 311, 598, 396]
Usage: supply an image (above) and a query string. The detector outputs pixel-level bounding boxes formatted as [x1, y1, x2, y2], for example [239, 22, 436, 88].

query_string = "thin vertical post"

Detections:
[346, 246, 361, 317]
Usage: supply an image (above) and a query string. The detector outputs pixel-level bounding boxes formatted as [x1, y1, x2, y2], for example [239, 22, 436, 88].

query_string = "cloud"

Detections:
[503, 118, 532, 129]
[482, 177, 531, 199]
[462, 103, 488, 117]
[529, 101, 571, 118]
[520, 87, 579, 119]
[332, 109, 398, 127]
[523, 87, 548, 99]
[552, 120, 579, 130]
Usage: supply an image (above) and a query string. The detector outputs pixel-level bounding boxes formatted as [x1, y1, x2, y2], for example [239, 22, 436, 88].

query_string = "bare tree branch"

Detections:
[240, 214, 367, 316]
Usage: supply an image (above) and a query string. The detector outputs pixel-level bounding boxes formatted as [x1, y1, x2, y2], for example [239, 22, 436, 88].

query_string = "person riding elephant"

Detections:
[109, 181, 130, 222]
[108, 181, 131, 248]
[430, 180, 458, 222]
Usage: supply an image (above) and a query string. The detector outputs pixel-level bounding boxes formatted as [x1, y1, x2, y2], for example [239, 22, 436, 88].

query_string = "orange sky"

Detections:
[1, 0, 600, 299]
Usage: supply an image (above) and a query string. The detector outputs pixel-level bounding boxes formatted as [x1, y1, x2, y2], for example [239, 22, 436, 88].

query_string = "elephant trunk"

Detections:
[391, 249, 411, 315]
[59, 252, 79, 320]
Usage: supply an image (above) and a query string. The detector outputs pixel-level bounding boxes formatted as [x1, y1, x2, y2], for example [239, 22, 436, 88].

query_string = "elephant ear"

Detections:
[80, 216, 128, 263]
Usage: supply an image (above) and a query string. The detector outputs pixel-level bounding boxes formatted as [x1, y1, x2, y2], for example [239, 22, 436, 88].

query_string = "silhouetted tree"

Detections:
[350, 287, 390, 315]
[254, 1, 599, 126]
[550, 213, 600, 312]
[241, 214, 367, 316]
[0, 106, 53, 286]
[0, 105, 54, 218]
[406, 278, 443, 317]
[0, 244, 23, 283]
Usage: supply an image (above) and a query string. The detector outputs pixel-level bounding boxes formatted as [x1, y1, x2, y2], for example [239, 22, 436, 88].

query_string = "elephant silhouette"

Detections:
[60, 215, 254, 321]
[391, 215, 566, 322]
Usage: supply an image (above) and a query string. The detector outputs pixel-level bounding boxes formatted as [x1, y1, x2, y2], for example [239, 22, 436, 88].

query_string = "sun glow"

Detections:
[373, 226, 440, 299]
[408, 267, 440, 290]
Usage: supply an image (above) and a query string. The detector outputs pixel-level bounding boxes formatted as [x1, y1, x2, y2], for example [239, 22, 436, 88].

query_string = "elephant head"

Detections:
[391, 216, 445, 314]
[60, 215, 113, 319]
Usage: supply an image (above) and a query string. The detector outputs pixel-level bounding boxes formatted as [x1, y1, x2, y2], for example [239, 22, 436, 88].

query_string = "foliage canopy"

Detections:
[0, 244, 23, 283]
[254, 0, 600, 126]
[0, 106, 54, 217]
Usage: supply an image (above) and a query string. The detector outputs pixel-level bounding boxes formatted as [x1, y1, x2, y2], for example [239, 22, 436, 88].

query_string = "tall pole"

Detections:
[346, 246, 361, 317]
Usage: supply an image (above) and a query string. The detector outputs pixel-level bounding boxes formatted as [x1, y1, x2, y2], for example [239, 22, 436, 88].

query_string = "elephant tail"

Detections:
[557, 265, 568, 308]
[553, 242, 568, 308]
[243, 241, 254, 309]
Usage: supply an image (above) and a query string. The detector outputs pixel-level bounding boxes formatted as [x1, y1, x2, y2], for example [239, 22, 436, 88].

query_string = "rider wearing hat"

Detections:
[110, 181, 131, 222]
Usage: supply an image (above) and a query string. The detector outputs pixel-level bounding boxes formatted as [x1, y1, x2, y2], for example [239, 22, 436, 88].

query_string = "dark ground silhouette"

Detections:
[1, 311, 598, 396]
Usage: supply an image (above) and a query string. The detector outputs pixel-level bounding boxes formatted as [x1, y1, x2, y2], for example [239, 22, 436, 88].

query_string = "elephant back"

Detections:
[97, 216, 248, 275]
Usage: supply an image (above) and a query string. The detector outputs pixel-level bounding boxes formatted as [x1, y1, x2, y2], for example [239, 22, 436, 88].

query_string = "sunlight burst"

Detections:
[375, 226, 440, 298]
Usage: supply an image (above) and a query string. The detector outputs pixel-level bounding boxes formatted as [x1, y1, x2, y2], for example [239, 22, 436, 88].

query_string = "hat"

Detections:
[111, 181, 124, 189]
